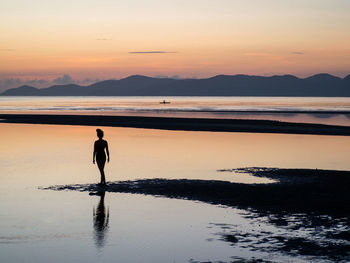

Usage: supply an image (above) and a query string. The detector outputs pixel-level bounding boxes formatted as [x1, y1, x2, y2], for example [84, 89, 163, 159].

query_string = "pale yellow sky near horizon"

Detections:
[1, 0, 350, 81]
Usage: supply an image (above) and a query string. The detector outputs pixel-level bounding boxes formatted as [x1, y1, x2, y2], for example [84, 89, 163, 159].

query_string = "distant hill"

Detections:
[1, 74, 349, 96]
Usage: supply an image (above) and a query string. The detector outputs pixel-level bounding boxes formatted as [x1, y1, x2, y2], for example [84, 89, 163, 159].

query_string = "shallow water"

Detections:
[1, 189, 327, 263]
[0, 123, 349, 262]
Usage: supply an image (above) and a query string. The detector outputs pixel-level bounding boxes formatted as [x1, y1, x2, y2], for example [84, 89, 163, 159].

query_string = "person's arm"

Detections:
[106, 141, 110, 162]
[93, 141, 96, 164]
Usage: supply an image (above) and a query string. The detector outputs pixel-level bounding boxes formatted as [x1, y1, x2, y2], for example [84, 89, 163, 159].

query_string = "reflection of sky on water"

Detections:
[1, 123, 350, 187]
[1, 123, 350, 188]
[0, 123, 349, 262]
[0, 188, 323, 263]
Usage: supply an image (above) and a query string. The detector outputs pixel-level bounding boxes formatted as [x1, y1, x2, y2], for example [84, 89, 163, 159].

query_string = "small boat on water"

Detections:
[160, 100, 171, 104]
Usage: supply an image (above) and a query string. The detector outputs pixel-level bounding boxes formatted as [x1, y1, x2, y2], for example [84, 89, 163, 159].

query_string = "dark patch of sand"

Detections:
[1, 113, 350, 135]
[41, 167, 350, 261]
[208, 220, 350, 262]
[43, 167, 350, 215]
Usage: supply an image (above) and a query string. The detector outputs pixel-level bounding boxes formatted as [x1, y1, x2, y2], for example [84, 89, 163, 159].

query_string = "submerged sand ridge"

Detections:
[42, 167, 350, 261]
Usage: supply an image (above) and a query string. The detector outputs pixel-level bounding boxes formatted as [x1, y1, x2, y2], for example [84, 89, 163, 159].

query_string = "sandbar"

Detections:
[1, 113, 350, 136]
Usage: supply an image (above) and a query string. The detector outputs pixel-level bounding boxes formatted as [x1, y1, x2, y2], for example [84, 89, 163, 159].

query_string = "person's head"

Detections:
[96, 129, 104, 139]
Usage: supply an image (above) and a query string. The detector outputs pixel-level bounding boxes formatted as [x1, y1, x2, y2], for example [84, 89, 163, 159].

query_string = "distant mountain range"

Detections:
[1, 74, 350, 96]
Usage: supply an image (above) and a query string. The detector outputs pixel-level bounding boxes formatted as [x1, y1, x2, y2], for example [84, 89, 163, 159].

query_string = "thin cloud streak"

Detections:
[292, 52, 304, 55]
[129, 51, 178, 54]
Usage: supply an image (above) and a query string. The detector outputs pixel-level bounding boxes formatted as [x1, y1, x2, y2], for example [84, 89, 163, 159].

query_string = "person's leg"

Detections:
[97, 159, 106, 184]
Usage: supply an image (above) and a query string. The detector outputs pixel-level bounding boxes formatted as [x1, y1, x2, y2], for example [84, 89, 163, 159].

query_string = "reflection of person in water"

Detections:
[93, 129, 110, 186]
[93, 191, 109, 249]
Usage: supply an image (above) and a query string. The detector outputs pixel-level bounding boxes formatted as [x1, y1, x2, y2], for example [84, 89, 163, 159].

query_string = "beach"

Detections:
[1, 113, 350, 136]
[45, 167, 350, 261]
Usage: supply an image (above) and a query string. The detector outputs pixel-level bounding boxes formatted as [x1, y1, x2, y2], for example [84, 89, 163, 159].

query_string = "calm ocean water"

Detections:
[1, 96, 350, 125]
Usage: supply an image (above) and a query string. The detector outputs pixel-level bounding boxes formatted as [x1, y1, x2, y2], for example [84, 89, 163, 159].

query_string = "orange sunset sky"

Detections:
[1, 0, 350, 84]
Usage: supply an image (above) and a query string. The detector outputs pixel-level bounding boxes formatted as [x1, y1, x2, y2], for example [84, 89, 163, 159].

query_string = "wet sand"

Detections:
[43, 167, 350, 215]
[43, 167, 350, 261]
[1, 113, 350, 136]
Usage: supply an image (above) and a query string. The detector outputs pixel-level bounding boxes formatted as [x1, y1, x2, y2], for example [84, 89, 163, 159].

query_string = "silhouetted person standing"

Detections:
[93, 129, 110, 186]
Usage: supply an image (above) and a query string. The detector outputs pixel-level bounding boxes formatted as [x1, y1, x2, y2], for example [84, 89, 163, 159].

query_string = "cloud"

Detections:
[0, 48, 15, 51]
[292, 52, 304, 55]
[52, 74, 74, 85]
[0, 78, 46, 92]
[0, 75, 103, 93]
[96, 38, 112, 41]
[129, 51, 177, 54]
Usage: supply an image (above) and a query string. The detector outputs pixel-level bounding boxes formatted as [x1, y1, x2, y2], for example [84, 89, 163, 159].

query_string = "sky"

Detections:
[1, 0, 350, 90]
